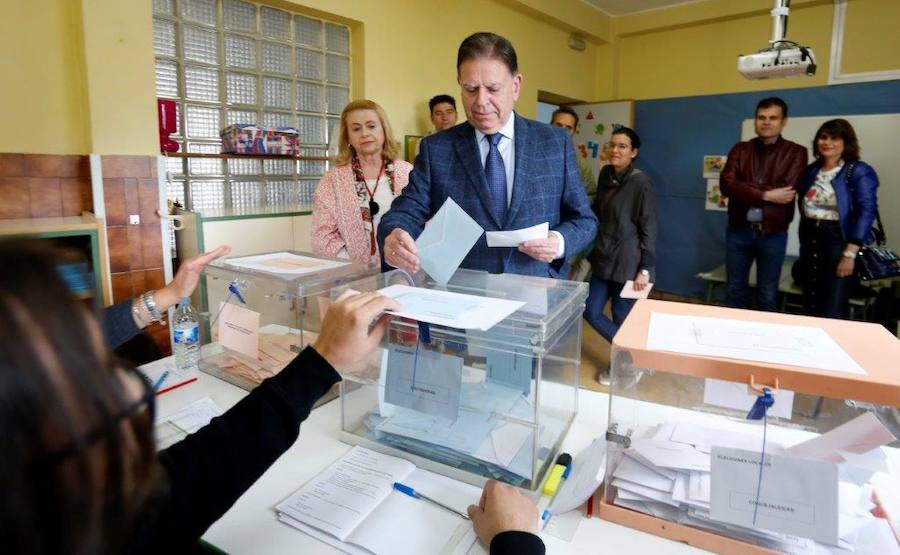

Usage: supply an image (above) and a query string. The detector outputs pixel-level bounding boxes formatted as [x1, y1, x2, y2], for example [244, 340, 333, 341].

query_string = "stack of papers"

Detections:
[610, 415, 899, 553]
[364, 377, 565, 487]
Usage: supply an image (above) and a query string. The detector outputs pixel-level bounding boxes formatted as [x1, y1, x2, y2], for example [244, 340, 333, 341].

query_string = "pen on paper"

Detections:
[153, 370, 170, 391]
[393, 482, 470, 519]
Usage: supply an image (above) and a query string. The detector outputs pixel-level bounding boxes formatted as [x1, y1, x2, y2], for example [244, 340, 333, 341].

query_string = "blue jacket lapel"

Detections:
[453, 122, 501, 229]
[506, 113, 531, 225]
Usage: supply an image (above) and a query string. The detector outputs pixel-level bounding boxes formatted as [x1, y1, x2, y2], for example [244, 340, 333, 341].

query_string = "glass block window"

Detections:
[153, 1, 351, 212]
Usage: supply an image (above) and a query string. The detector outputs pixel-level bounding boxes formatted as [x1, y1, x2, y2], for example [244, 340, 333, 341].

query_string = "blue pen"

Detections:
[153, 370, 170, 391]
[393, 482, 469, 519]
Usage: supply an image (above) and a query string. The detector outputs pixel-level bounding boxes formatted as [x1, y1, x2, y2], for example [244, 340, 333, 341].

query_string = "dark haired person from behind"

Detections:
[0, 242, 544, 554]
[429, 94, 458, 133]
[797, 119, 879, 318]
[720, 97, 807, 311]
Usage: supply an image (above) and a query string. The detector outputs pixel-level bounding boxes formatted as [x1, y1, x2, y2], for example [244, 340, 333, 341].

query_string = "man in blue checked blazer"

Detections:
[378, 32, 597, 279]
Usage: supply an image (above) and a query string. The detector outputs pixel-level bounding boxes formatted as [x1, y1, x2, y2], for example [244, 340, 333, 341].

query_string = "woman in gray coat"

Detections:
[585, 127, 657, 352]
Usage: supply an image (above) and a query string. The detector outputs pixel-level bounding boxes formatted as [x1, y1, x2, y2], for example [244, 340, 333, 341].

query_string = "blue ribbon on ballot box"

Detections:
[746, 387, 775, 525]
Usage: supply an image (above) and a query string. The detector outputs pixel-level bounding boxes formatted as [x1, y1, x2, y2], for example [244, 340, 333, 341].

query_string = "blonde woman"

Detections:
[312, 100, 413, 264]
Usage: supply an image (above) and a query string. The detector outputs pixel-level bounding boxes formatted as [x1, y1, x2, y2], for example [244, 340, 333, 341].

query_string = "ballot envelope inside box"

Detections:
[197, 250, 379, 392]
[601, 299, 900, 554]
[333, 268, 588, 491]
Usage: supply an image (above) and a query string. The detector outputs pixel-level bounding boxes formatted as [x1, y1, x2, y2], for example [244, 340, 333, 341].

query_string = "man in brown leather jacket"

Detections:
[720, 97, 807, 311]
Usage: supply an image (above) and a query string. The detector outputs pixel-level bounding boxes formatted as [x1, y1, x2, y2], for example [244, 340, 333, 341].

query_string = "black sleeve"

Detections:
[101, 299, 142, 349]
[146, 347, 341, 550]
[490, 531, 546, 555]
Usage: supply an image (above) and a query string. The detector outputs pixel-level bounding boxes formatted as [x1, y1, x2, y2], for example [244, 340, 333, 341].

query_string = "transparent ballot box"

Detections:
[601, 299, 900, 554]
[334, 269, 588, 491]
[198, 250, 378, 391]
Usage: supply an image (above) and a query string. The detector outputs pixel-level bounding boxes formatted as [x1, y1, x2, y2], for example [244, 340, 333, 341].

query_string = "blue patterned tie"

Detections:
[484, 133, 508, 224]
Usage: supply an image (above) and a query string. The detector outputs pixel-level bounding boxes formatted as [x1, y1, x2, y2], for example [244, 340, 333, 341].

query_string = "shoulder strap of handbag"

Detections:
[846, 162, 886, 245]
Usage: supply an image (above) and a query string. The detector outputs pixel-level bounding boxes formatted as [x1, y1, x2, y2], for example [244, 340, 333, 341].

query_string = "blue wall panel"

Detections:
[633, 79, 900, 298]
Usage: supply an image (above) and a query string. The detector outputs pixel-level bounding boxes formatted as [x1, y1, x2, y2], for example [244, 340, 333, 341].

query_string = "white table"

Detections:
[146, 355, 707, 555]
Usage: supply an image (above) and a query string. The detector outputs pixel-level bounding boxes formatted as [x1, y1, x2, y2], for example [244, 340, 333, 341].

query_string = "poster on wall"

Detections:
[702, 155, 727, 178]
[705, 178, 728, 211]
[569, 101, 634, 188]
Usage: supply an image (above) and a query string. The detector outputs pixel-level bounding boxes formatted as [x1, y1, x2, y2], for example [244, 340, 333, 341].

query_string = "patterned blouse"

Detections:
[802, 162, 843, 221]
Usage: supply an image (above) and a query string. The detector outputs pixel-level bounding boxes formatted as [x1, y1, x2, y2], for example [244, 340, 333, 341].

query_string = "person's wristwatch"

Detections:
[841, 250, 857, 260]
[639, 269, 650, 277]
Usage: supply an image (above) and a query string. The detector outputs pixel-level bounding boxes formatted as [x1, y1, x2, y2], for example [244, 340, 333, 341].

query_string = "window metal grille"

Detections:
[153, 0, 350, 212]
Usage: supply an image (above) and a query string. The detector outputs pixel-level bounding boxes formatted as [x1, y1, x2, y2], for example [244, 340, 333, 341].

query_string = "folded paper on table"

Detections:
[646, 312, 865, 374]
[153, 397, 223, 450]
[416, 197, 484, 284]
[548, 438, 607, 515]
[378, 284, 525, 331]
[620, 280, 653, 300]
[485, 222, 548, 247]
[275, 446, 479, 555]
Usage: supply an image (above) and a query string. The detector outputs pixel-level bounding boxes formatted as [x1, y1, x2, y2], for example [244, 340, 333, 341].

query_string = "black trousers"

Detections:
[798, 218, 854, 319]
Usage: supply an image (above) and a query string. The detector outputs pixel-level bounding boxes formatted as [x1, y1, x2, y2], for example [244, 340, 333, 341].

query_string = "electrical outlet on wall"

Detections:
[129, 214, 141, 225]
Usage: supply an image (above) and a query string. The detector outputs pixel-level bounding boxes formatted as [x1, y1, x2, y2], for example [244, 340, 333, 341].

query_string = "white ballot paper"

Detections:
[703, 378, 795, 420]
[710, 446, 839, 545]
[646, 312, 865, 374]
[485, 222, 549, 247]
[378, 284, 525, 331]
[225, 251, 348, 276]
[785, 412, 897, 462]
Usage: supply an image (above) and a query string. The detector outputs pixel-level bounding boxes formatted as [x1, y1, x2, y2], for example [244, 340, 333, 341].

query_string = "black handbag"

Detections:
[846, 163, 900, 281]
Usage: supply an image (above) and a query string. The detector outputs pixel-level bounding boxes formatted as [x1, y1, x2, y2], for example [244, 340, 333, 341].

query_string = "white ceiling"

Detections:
[582, 0, 704, 17]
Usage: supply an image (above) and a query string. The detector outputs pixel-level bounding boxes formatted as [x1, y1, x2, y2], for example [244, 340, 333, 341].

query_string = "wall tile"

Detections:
[107, 226, 130, 273]
[144, 268, 166, 291]
[102, 155, 152, 179]
[28, 177, 62, 218]
[138, 177, 161, 224]
[130, 270, 147, 297]
[0, 177, 30, 219]
[23, 154, 87, 178]
[103, 178, 126, 226]
[0, 153, 25, 176]
[127, 225, 145, 270]
[124, 177, 140, 220]
[141, 222, 163, 269]
[60, 177, 89, 216]
[111, 272, 133, 303]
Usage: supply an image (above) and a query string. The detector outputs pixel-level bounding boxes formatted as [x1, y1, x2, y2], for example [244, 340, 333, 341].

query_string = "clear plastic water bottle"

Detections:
[173, 297, 200, 372]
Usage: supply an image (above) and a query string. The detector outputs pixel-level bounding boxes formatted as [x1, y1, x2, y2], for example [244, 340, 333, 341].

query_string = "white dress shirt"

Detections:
[473, 115, 565, 259]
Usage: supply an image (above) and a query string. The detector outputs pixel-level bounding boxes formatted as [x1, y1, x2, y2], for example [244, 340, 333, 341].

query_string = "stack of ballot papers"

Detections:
[276, 446, 480, 555]
[363, 377, 567, 487]
[609, 414, 899, 553]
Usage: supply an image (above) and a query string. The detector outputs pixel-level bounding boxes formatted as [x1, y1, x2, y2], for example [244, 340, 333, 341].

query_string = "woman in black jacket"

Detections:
[585, 127, 657, 360]
[0, 243, 544, 555]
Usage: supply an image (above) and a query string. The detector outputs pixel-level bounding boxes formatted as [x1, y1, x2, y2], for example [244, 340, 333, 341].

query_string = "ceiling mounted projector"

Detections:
[737, 0, 816, 80]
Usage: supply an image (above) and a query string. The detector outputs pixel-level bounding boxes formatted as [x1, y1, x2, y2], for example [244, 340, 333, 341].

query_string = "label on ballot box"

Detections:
[384, 346, 463, 421]
[710, 446, 839, 545]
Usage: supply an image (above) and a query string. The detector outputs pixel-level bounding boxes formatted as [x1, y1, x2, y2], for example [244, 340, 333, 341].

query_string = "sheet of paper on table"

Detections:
[416, 197, 484, 285]
[154, 396, 223, 450]
[646, 312, 865, 374]
[485, 222, 548, 247]
[225, 252, 348, 276]
[378, 284, 525, 331]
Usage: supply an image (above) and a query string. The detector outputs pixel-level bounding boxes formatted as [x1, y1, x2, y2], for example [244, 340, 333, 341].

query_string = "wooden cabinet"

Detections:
[0, 212, 111, 306]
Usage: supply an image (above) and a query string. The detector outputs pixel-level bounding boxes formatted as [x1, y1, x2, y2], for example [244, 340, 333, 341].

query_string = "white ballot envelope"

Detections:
[620, 280, 653, 299]
[485, 222, 549, 247]
[416, 197, 484, 285]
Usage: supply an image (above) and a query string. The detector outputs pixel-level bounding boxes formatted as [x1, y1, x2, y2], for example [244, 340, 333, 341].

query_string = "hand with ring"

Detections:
[383, 228, 420, 273]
